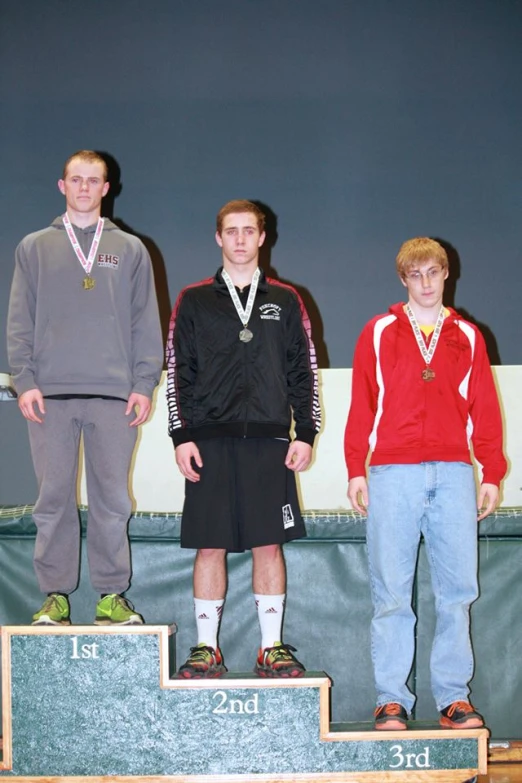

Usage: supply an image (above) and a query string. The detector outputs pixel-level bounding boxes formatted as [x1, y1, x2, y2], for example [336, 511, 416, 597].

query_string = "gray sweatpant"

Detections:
[27, 398, 138, 594]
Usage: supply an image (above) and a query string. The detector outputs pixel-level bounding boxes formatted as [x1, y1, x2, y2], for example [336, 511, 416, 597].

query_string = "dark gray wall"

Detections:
[1, 0, 521, 503]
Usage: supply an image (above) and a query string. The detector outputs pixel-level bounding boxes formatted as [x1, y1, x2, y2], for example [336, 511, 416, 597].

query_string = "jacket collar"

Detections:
[213, 266, 269, 293]
[389, 301, 459, 323]
[51, 215, 119, 232]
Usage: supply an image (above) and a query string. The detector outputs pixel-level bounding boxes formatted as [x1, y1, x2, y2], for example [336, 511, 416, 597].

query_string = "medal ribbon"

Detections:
[221, 267, 260, 327]
[62, 213, 104, 276]
[405, 304, 445, 366]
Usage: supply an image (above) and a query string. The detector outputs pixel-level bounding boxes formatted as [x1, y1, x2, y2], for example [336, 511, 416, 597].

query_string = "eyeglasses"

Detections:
[405, 268, 444, 283]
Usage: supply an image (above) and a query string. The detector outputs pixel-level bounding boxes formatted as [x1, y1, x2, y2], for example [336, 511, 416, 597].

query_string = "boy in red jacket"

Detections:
[344, 237, 506, 731]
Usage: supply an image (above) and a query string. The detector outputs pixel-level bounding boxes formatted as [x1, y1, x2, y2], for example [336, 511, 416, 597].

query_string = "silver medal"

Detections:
[222, 267, 260, 346]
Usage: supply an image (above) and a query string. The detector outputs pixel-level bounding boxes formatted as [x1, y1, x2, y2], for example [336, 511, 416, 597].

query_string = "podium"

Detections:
[0, 625, 487, 781]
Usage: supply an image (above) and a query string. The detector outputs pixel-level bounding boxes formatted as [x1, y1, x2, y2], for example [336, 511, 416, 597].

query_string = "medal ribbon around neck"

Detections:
[405, 303, 445, 366]
[222, 267, 260, 330]
[62, 213, 104, 277]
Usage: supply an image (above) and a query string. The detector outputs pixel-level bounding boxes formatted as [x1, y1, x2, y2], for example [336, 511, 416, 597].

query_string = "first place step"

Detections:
[0, 626, 487, 781]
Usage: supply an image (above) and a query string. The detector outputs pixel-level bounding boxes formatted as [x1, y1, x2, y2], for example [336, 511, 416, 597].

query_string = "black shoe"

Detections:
[439, 701, 484, 729]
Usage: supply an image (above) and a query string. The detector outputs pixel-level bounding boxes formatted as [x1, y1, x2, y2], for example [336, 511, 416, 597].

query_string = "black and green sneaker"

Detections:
[176, 644, 227, 679]
[94, 594, 144, 625]
[254, 642, 305, 678]
[32, 593, 71, 626]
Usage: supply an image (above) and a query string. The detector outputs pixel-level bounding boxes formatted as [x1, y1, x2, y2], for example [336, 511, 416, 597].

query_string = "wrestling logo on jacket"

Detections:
[259, 303, 282, 321]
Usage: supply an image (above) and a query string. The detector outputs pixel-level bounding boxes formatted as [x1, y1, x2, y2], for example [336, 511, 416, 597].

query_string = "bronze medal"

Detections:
[405, 304, 445, 385]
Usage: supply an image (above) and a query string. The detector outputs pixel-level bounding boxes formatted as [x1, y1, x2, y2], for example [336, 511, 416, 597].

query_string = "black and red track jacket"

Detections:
[166, 268, 321, 447]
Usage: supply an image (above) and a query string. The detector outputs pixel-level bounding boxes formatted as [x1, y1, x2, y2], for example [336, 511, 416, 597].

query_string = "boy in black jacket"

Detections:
[166, 200, 321, 678]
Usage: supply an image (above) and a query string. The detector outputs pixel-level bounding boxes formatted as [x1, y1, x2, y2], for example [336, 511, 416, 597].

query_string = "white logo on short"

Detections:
[260, 303, 282, 321]
[282, 504, 295, 529]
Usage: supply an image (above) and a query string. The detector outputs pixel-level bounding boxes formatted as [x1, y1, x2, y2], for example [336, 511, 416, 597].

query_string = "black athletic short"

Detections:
[181, 437, 306, 552]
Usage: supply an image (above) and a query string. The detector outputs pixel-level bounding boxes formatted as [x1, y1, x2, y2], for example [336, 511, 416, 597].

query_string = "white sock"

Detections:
[194, 598, 224, 650]
[255, 593, 285, 650]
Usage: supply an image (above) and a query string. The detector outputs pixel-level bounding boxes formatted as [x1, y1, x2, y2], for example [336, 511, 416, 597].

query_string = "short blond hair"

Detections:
[396, 237, 448, 278]
[63, 150, 108, 181]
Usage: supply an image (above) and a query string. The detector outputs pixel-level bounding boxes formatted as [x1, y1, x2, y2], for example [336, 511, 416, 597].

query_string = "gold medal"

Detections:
[82, 276, 96, 290]
[63, 214, 104, 292]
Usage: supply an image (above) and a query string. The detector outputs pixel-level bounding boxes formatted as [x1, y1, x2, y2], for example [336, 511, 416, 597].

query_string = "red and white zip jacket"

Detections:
[344, 303, 507, 486]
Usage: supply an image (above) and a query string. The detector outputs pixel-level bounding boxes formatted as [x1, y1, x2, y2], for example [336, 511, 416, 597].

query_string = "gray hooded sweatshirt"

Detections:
[7, 216, 163, 399]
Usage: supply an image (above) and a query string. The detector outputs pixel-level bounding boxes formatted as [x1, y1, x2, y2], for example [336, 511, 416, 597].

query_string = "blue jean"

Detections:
[367, 462, 479, 713]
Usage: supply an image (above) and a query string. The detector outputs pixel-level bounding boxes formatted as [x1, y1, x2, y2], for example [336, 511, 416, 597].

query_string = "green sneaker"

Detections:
[94, 594, 144, 625]
[32, 594, 71, 626]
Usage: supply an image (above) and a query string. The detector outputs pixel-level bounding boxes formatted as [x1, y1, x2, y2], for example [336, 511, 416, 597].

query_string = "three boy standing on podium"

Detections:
[7, 156, 506, 723]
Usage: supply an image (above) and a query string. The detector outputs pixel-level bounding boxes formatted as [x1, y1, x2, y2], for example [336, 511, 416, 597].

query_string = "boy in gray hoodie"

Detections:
[7, 150, 163, 625]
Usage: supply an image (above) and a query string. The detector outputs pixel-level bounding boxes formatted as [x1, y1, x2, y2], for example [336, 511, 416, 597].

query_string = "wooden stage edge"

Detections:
[0, 773, 490, 783]
[489, 743, 522, 763]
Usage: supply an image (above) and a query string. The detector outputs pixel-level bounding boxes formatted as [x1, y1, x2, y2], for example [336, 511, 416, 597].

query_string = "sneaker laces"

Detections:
[378, 703, 403, 716]
[446, 701, 474, 717]
[265, 643, 297, 663]
[41, 594, 62, 612]
[188, 645, 217, 663]
[111, 595, 134, 611]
